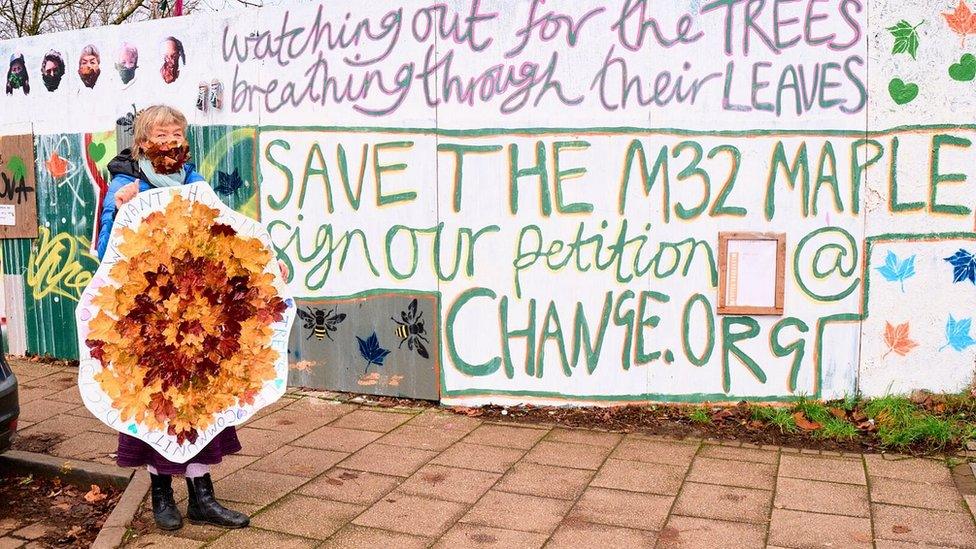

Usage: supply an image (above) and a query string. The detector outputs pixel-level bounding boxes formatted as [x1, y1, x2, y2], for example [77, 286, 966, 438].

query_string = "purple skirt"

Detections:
[116, 427, 242, 475]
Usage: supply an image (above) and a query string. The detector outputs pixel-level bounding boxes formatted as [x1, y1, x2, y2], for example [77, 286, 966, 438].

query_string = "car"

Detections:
[0, 339, 18, 453]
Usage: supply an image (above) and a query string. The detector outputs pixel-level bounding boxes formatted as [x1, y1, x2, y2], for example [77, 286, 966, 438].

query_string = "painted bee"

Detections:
[392, 299, 430, 359]
[297, 307, 346, 341]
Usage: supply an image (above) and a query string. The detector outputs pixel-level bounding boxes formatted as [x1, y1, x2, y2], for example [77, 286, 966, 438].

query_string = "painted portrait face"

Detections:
[6, 55, 29, 95]
[116, 44, 139, 85]
[41, 51, 65, 92]
[160, 37, 184, 84]
[78, 46, 101, 88]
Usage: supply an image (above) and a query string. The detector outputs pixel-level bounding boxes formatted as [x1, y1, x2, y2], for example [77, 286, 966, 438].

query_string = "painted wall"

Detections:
[0, 0, 974, 404]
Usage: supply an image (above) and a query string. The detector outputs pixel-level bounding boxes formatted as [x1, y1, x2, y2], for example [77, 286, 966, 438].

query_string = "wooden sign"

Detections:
[0, 134, 38, 239]
[718, 232, 786, 316]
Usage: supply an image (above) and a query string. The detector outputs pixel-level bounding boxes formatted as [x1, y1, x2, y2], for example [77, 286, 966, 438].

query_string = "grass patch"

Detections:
[688, 407, 712, 425]
[817, 418, 857, 441]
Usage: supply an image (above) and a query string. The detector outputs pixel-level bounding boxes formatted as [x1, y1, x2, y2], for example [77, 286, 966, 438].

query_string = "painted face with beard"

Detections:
[161, 37, 184, 84]
[41, 52, 66, 92]
[78, 46, 101, 89]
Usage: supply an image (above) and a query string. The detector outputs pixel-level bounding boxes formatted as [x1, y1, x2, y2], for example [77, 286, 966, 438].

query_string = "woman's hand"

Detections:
[115, 180, 140, 207]
[277, 259, 290, 281]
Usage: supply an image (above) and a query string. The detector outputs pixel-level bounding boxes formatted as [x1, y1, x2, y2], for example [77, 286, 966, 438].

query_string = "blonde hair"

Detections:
[133, 105, 187, 159]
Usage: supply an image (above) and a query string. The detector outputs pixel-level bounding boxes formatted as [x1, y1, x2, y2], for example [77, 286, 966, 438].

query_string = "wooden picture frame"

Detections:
[717, 232, 786, 316]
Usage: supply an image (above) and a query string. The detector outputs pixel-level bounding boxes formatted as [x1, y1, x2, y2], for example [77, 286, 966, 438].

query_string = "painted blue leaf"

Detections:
[944, 249, 976, 285]
[876, 251, 915, 292]
[941, 315, 976, 352]
[357, 331, 391, 369]
[127, 424, 138, 434]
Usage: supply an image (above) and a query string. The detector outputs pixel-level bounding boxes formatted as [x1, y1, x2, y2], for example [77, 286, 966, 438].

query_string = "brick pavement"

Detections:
[5, 360, 976, 548]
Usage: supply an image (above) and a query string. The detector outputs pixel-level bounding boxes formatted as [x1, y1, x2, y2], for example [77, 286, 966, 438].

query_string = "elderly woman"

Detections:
[78, 45, 101, 88]
[98, 105, 252, 531]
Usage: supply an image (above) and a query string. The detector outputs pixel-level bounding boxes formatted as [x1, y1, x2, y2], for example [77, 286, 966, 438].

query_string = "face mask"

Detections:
[118, 67, 136, 84]
[79, 67, 99, 88]
[8, 71, 26, 89]
[42, 73, 61, 91]
[162, 61, 180, 83]
[143, 140, 190, 174]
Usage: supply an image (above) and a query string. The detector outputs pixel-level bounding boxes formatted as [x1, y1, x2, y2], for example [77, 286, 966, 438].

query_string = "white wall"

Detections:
[1, 0, 974, 403]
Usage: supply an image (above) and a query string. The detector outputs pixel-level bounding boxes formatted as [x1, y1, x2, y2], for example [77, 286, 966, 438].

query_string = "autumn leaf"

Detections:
[45, 152, 69, 179]
[793, 412, 822, 431]
[83, 485, 107, 503]
[883, 321, 920, 358]
[944, 0, 976, 45]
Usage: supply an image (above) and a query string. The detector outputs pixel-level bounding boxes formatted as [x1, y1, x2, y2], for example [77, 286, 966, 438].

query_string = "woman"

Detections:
[97, 105, 251, 531]
[78, 45, 101, 88]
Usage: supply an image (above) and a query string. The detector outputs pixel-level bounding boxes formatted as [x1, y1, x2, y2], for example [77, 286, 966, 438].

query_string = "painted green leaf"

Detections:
[887, 20, 923, 60]
[6, 156, 26, 181]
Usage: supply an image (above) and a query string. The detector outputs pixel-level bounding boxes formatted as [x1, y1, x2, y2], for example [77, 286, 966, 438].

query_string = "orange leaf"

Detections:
[45, 152, 69, 179]
[944, 0, 976, 40]
[83, 484, 107, 503]
[883, 321, 919, 357]
[793, 412, 821, 431]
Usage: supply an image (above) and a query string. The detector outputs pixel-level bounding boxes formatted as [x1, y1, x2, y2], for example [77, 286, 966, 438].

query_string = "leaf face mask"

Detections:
[143, 141, 190, 175]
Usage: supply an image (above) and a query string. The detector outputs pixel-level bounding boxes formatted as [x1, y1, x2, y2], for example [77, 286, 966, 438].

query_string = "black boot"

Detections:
[185, 474, 249, 528]
[149, 473, 183, 531]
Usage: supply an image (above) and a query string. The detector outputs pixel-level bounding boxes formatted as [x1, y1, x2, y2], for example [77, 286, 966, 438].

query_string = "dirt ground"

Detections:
[0, 470, 122, 548]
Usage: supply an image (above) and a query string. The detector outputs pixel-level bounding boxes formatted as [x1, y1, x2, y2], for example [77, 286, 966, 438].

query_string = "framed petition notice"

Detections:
[717, 232, 786, 316]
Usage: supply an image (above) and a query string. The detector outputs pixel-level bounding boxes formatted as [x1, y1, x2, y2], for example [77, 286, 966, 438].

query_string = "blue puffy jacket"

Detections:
[96, 149, 205, 260]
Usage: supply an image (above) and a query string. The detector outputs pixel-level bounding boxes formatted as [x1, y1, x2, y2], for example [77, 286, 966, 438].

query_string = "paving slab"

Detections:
[494, 462, 594, 500]
[698, 443, 779, 464]
[774, 477, 870, 517]
[869, 476, 967, 512]
[545, 520, 657, 548]
[522, 440, 613, 470]
[767, 508, 873, 549]
[320, 525, 430, 549]
[397, 464, 501, 503]
[686, 456, 776, 490]
[778, 453, 867, 485]
[864, 454, 954, 485]
[291, 426, 383, 453]
[248, 445, 347, 478]
[353, 493, 468, 537]
[672, 482, 772, 524]
[329, 409, 416, 432]
[298, 469, 401, 505]
[872, 503, 976, 548]
[463, 424, 550, 449]
[544, 428, 623, 448]
[338, 442, 437, 477]
[434, 524, 548, 549]
[461, 490, 573, 534]
[568, 487, 672, 531]
[376, 424, 468, 452]
[658, 515, 766, 549]
[609, 436, 699, 466]
[125, 533, 204, 548]
[249, 495, 364, 539]
[211, 469, 307, 506]
[430, 442, 526, 473]
[205, 528, 318, 549]
[590, 458, 685, 495]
